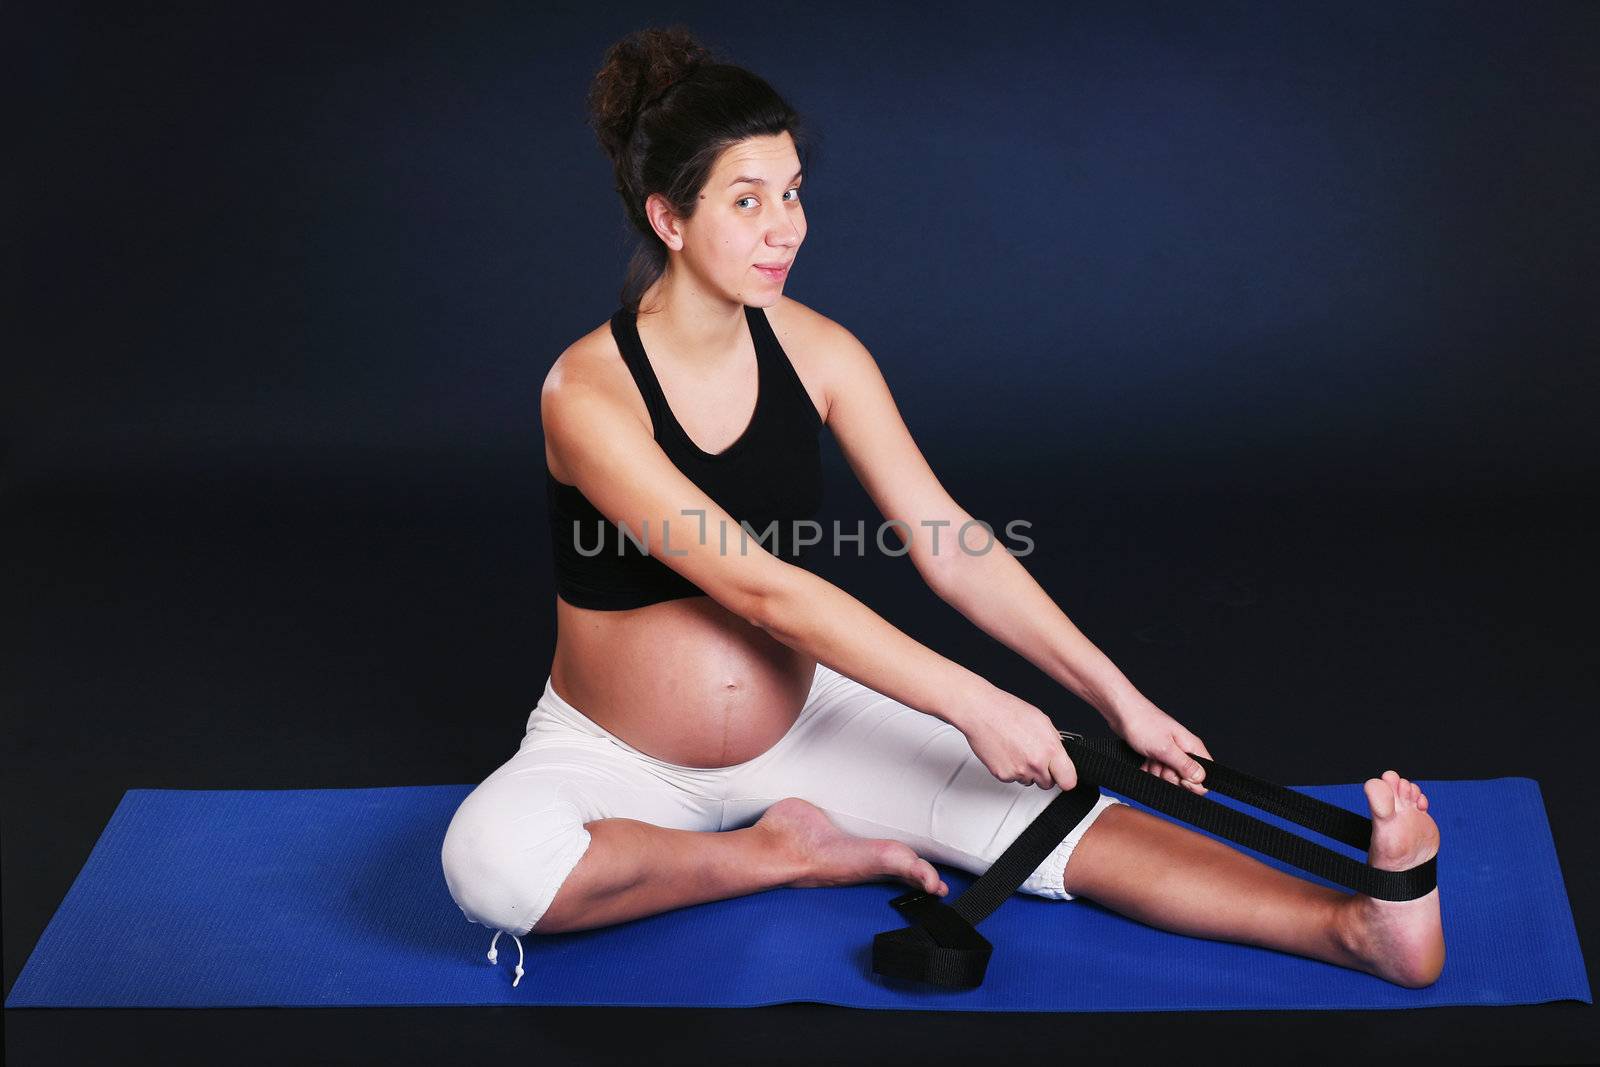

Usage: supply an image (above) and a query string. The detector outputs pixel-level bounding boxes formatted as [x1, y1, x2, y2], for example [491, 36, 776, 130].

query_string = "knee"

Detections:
[1025, 791, 1126, 901]
[440, 793, 592, 936]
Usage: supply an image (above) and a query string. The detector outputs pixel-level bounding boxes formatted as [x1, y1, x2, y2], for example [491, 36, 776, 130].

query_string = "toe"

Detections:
[899, 850, 942, 895]
[1364, 777, 1396, 819]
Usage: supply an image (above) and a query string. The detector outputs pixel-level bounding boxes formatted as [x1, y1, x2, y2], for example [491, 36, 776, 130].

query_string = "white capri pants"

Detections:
[441, 661, 1123, 939]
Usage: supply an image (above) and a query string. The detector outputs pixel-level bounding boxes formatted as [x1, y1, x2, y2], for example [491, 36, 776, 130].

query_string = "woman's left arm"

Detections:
[803, 304, 1210, 792]
[925, 548, 1212, 792]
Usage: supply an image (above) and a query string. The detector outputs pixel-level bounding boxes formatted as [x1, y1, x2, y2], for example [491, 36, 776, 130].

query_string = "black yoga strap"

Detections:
[871, 731, 1438, 989]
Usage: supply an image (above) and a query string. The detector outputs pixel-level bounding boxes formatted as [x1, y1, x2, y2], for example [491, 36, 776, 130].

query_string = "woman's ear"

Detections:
[644, 192, 685, 251]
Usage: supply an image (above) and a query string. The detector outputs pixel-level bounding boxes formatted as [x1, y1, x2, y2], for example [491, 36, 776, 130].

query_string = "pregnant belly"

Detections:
[549, 593, 818, 768]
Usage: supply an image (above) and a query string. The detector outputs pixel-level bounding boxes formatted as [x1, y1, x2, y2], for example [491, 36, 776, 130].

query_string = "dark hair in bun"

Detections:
[586, 26, 818, 313]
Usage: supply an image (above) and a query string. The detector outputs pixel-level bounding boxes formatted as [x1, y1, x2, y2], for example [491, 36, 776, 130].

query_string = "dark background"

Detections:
[5, 1, 1597, 1063]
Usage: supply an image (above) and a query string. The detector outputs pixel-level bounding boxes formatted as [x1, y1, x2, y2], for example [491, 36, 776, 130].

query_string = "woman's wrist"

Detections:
[1099, 688, 1156, 733]
[931, 668, 997, 732]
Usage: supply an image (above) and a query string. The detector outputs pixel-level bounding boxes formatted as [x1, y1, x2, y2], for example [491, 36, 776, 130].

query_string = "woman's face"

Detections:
[654, 132, 806, 306]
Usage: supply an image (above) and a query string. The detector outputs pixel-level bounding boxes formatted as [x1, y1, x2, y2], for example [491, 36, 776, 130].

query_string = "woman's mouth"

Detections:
[754, 263, 790, 282]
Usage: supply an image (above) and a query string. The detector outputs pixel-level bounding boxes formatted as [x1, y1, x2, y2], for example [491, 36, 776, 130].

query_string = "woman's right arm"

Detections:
[542, 373, 1072, 788]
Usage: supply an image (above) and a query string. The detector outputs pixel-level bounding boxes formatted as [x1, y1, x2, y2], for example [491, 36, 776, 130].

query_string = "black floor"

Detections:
[4, 453, 1597, 1065]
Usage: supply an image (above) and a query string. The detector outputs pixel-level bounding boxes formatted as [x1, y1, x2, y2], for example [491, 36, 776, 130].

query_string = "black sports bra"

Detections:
[545, 304, 824, 610]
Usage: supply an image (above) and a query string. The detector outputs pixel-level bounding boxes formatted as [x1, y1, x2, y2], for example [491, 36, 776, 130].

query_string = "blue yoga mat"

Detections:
[4, 777, 1588, 1010]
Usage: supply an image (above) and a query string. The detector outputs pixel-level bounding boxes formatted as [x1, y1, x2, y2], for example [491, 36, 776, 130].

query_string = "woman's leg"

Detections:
[728, 667, 1444, 987]
[1059, 770, 1445, 987]
[537, 817, 801, 934]
[720, 665, 1126, 899]
[1059, 804, 1350, 958]
[442, 672, 949, 940]
[441, 679, 728, 937]
[1056, 771, 1446, 991]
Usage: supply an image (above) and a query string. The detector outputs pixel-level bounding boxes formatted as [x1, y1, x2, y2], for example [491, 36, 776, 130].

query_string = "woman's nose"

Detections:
[766, 204, 801, 243]
[767, 216, 801, 245]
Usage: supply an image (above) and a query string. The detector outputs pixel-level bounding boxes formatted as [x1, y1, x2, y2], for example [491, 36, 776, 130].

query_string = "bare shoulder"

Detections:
[761, 296, 874, 423]
[541, 318, 625, 398]
[540, 318, 649, 482]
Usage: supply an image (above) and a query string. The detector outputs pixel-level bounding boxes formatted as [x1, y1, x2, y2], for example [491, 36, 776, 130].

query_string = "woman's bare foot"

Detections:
[1338, 770, 1446, 987]
[755, 797, 949, 898]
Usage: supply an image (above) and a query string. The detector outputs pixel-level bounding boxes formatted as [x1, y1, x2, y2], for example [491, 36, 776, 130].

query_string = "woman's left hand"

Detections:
[1110, 697, 1214, 795]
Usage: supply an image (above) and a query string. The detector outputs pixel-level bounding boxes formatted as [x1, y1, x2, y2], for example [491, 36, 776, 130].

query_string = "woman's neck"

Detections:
[636, 270, 749, 368]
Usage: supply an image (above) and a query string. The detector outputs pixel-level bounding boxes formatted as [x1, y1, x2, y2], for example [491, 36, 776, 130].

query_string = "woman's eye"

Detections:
[736, 188, 800, 210]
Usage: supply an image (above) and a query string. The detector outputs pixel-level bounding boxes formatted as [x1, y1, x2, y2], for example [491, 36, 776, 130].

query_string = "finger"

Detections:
[1168, 741, 1206, 783]
[1051, 751, 1078, 791]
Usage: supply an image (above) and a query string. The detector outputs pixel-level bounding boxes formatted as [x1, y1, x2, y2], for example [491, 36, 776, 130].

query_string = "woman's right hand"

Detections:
[955, 688, 1079, 790]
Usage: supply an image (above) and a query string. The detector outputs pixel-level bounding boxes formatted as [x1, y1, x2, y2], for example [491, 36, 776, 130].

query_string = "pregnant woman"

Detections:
[441, 26, 1444, 990]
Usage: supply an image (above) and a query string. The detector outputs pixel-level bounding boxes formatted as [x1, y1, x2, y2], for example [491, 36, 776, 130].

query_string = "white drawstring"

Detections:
[487, 929, 525, 987]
